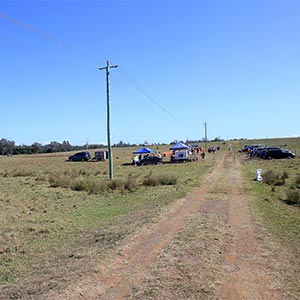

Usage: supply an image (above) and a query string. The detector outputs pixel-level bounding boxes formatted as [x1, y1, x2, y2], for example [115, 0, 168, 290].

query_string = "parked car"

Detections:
[263, 149, 295, 159]
[68, 151, 91, 161]
[241, 144, 265, 153]
[256, 146, 281, 158]
[137, 156, 163, 166]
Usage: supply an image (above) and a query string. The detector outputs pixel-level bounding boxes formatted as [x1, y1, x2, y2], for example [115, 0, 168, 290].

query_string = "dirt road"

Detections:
[46, 151, 284, 300]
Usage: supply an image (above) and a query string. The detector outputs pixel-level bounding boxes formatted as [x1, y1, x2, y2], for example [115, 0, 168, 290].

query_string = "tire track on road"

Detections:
[217, 152, 282, 300]
[46, 154, 226, 300]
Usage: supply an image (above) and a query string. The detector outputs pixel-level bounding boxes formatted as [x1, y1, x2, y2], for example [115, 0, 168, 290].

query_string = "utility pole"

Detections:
[204, 122, 208, 151]
[99, 60, 118, 180]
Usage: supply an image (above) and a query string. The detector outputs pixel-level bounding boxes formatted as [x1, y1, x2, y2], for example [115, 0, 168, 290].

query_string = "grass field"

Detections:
[233, 137, 300, 238]
[1, 138, 300, 298]
[0, 144, 216, 297]
[237, 138, 300, 297]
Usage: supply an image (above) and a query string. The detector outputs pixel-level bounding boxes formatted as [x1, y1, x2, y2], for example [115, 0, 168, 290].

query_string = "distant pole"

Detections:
[99, 60, 118, 180]
[204, 122, 208, 151]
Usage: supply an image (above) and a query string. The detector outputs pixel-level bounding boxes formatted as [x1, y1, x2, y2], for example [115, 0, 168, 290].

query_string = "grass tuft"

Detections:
[263, 170, 286, 186]
[157, 174, 177, 185]
[11, 169, 36, 177]
[48, 174, 71, 188]
[285, 189, 300, 205]
[143, 174, 178, 186]
[124, 176, 139, 192]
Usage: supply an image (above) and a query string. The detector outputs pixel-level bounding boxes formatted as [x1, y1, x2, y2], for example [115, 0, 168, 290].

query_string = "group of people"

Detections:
[193, 151, 205, 161]
[191, 146, 206, 160]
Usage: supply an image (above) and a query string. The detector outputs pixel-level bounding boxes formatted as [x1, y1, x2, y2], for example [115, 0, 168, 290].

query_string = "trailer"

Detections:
[94, 150, 109, 161]
[169, 142, 191, 163]
[170, 149, 191, 163]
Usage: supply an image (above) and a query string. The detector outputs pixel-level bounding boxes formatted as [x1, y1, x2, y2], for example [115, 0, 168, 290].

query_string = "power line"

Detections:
[111, 77, 167, 120]
[1, 11, 184, 132]
[1, 12, 182, 124]
[0, 11, 101, 60]
[118, 67, 182, 124]
[0, 35, 96, 69]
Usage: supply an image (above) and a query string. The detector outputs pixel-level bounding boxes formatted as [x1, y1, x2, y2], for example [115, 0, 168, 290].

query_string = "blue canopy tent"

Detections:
[133, 147, 155, 154]
[170, 142, 189, 150]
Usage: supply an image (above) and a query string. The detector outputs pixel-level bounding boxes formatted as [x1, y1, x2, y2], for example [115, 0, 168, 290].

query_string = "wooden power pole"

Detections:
[99, 60, 118, 180]
[204, 122, 208, 151]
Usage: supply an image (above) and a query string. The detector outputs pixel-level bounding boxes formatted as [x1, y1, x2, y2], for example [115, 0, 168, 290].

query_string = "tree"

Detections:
[0, 138, 15, 155]
[212, 137, 223, 142]
[60, 141, 72, 152]
[31, 142, 42, 154]
[45, 141, 61, 153]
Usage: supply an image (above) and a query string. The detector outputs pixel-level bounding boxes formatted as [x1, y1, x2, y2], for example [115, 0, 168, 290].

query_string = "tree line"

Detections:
[0, 138, 161, 156]
[0, 139, 106, 155]
[0, 137, 225, 156]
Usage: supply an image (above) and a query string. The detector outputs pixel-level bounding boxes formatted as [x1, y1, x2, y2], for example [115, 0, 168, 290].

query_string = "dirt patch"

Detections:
[216, 153, 284, 300]
[42, 155, 225, 300]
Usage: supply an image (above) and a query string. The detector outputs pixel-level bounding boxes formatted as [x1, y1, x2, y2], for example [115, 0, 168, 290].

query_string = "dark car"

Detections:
[257, 146, 281, 158]
[68, 151, 91, 161]
[242, 144, 265, 153]
[263, 149, 295, 160]
[137, 156, 163, 166]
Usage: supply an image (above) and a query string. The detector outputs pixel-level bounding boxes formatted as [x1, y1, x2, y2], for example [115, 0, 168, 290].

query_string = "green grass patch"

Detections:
[241, 155, 300, 296]
[242, 157, 300, 241]
[0, 147, 214, 295]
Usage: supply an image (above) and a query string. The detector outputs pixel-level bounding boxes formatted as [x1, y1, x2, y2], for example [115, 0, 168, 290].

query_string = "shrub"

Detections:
[143, 174, 178, 187]
[107, 179, 126, 192]
[264, 170, 286, 186]
[124, 177, 139, 192]
[282, 170, 289, 180]
[49, 175, 71, 188]
[48, 174, 138, 194]
[285, 189, 300, 205]
[143, 175, 160, 186]
[70, 178, 90, 191]
[158, 174, 177, 185]
[106, 177, 139, 193]
[95, 181, 109, 194]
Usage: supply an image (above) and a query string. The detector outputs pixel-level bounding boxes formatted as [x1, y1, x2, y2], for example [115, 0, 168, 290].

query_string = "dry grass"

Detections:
[0, 146, 215, 299]
[242, 153, 300, 298]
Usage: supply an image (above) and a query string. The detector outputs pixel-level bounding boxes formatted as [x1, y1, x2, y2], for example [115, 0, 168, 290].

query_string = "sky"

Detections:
[1, 0, 300, 146]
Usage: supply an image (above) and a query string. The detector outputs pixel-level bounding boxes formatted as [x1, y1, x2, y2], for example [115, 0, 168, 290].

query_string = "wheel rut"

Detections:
[217, 152, 282, 300]
[45, 152, 284, 300]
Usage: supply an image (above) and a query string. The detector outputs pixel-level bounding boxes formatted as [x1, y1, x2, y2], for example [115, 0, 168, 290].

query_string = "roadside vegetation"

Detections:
[242, 156, 300, 239]
[238, 138, 300, 297]
[1, 137, 300, 299]
[0, 145, 215, 298]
